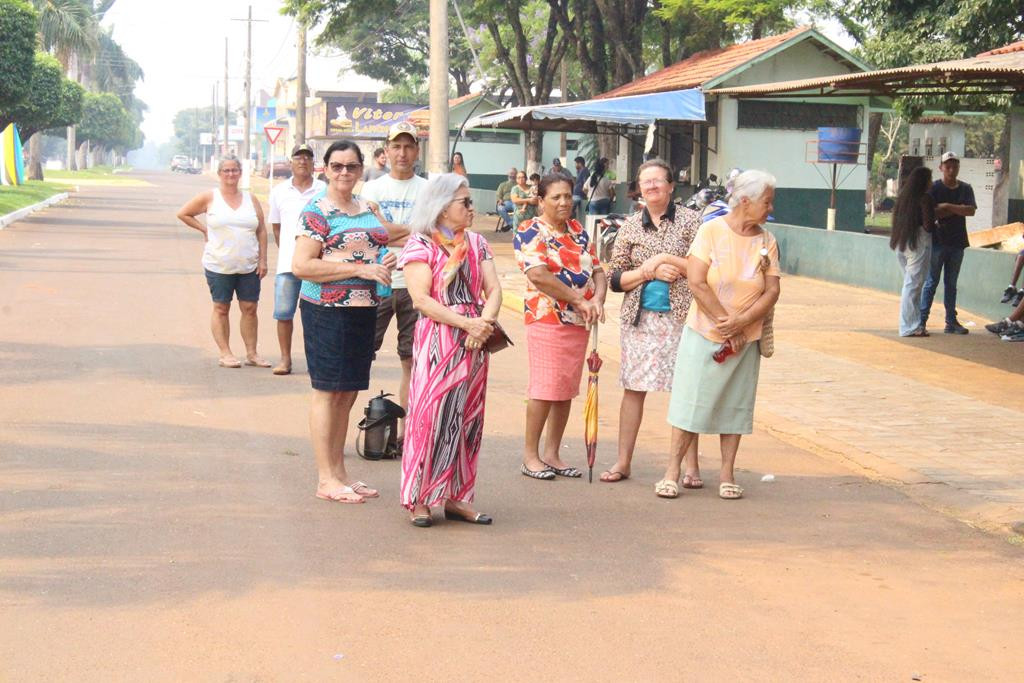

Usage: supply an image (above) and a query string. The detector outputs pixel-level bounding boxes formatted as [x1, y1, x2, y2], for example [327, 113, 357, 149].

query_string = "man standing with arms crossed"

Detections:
[361, 121, 426, 455]
[269, 144, 326, 375]
[920, 151, 976, 335]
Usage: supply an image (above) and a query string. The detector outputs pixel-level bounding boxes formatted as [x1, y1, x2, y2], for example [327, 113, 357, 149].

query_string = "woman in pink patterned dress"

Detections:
[398, 174, 503, 528]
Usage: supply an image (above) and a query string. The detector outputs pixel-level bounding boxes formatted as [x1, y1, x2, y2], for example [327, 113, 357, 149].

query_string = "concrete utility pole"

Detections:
[295, 19, 307, 145]
[231, 7, 267, 162]
[212, 82, 218, 165]
[223, 39, 229, 156]
[428, 0, 449, 175]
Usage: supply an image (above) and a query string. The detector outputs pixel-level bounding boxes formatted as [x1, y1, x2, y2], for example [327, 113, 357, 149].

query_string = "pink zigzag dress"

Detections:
[398, 230, 493, 510]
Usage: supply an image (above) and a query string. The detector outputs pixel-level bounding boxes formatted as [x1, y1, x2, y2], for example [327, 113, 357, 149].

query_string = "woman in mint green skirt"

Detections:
[656, 170, 781, 501]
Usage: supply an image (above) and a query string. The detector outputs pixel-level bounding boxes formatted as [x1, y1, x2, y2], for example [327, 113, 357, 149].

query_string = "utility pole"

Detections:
[428, 0, 449, 175]
[295, 18, 307, 145]
[232, 7, 268, 163]
[212, 81, 218, 166]
[223, 38, 229, 157]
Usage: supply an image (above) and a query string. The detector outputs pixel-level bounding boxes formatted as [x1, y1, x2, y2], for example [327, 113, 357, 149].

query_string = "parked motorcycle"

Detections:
[596, 213, 627, 263]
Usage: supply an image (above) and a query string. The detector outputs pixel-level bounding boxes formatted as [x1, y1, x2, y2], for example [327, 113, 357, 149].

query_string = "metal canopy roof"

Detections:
[708, 49, 1024, 99]
[463, 89, 706, 133]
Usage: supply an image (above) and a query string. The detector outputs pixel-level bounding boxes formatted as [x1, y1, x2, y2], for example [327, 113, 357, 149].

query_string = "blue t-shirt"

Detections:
[928, 179, 975, 249]
[574, 167, 589, 197]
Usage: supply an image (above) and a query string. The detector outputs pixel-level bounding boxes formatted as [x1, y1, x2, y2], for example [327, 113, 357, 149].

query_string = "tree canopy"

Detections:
[1, 52, 63, 136]
[0, 0, 40, 117]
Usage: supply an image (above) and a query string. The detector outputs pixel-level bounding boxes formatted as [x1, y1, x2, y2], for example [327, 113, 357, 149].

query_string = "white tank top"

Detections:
[202, 190, 259, 274]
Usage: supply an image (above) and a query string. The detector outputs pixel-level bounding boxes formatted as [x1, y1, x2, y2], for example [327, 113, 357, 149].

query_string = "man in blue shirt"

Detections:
[572, 156, 589, 220]
[920, 151, 976, 334]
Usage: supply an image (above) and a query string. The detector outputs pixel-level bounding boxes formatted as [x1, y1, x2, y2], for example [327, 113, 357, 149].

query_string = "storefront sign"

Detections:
[320, 98, 421, 138]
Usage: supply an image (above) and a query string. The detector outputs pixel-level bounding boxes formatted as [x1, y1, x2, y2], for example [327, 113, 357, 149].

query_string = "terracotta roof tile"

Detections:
[597, 26, 812, 98]
[407, 93, 484, 128]
[979, 41, 1024, 56]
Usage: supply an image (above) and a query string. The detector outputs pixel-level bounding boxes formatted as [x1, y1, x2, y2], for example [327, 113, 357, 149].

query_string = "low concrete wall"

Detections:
[772, 223, 1012, 323]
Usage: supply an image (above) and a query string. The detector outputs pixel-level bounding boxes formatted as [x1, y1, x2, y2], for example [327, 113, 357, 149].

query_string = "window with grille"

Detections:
[737, 100, 860, 131]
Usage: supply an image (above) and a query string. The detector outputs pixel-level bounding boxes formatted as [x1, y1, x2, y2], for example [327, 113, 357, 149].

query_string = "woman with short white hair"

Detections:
[655, 169, 781, 501]
[398, 173, 503, 527]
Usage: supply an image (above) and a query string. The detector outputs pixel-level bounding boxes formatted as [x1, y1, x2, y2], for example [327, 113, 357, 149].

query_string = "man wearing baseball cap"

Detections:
[360, 120, 426, 454]
[268, 143, 326, 374]
[920, 151, 976, 335]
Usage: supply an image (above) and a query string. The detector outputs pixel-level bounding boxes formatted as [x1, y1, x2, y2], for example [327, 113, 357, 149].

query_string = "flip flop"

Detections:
[315, 485, 364, 504]
[682, 473, 704, 489]
[600, 469, 630, 483]
[245, 356, 272, 368]
[654, 479, 679, 499]
[349, 481, 379, 498]
[719, 482, 744, 500]
[218, 357, 242, 368]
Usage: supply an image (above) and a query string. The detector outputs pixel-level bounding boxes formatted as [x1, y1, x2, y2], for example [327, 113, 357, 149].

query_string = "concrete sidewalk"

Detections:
[488, 234, 1024, 539]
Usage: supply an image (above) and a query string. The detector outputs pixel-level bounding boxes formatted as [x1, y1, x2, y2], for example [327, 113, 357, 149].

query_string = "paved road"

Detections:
[2, 171, 1023, 681]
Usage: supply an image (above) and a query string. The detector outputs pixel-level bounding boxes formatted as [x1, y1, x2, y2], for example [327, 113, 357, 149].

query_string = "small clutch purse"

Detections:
[483, 322, 513, 354]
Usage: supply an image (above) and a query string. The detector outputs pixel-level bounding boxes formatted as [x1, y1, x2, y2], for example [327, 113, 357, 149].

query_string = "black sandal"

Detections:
[444, 509, 493, 525]
[520, 463, 556, 480]
[543, 463, 582, 478]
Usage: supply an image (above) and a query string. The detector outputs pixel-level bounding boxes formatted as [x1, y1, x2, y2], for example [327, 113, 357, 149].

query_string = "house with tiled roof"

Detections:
[599, 27, 875, 231]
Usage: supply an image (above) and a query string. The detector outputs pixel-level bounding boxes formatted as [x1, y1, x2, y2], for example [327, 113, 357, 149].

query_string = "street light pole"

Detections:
[428, 0, 449, 175]
[223, 39, 229, 157]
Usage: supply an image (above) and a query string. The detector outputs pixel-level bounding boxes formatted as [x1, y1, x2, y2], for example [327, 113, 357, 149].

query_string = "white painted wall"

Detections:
[908, 121, 966, 157]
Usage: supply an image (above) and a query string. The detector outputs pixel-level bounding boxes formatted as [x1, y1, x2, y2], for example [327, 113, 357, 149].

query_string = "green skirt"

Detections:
[667, 326, 761, 435]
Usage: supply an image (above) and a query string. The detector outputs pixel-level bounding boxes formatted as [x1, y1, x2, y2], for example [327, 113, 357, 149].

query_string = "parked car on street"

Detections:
[170, 155, 191, 172]
[262, 160, 292, 179]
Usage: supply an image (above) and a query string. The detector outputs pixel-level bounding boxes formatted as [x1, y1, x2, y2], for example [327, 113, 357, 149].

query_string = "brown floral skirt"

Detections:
[619, 310, 685, 392]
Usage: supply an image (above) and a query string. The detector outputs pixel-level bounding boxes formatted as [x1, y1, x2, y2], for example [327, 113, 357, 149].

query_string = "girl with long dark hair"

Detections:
[890, 166, 935, 337]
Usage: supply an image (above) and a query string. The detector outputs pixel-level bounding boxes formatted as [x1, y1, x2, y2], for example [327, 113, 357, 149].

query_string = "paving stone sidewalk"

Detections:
[489, 239, 1024, 537]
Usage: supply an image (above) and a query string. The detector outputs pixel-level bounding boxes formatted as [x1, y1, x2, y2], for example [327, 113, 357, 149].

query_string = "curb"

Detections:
[0, 191, 71, 229]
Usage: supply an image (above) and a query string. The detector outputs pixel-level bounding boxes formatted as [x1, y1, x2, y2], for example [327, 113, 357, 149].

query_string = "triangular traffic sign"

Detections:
[264, 126, 285, 144]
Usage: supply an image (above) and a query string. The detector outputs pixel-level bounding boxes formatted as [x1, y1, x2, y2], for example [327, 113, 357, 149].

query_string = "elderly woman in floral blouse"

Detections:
[603, 159, 703, 486]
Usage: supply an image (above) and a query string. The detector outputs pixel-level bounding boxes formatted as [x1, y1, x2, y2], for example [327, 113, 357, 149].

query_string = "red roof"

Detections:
[598, 26, 812, 98]
[979, 41, 1024, 56]
[407, 93, 484, 128]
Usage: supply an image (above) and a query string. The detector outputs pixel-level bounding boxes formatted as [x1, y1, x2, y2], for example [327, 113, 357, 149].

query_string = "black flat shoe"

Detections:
[410, 514, 432, 527]
[542, 463, 582, 478]
[520, 463, 556, 480]
[444, 510, 493, 525]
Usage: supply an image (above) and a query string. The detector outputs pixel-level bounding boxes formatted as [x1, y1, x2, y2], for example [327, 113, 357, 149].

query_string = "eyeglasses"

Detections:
[291, 155, 312, 162]
[328, 162, 363, 173]
[451, 197, 473, 209]
[639, 178, 669, 188]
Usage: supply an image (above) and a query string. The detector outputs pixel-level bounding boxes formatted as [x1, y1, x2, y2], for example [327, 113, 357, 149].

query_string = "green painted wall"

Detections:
[1009, 198, 1024, 223]
[772, 223, 1013, 322]
[468, 173, 506, 191]
[773, 188, 865, 232]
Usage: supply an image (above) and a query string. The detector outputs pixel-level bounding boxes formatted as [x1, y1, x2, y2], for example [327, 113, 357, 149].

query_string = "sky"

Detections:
[103, 0, 384, 144]
[103, 1, 856, 145]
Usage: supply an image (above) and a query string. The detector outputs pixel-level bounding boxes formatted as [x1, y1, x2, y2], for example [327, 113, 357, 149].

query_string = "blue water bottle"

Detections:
[376, 246, 392, 298]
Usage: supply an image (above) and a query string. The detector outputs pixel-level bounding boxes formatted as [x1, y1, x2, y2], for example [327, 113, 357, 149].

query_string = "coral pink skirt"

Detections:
[525, 321, 590, 401]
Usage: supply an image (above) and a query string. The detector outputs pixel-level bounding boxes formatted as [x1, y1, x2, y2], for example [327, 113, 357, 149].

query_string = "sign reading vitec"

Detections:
[319, 98, 421, 138]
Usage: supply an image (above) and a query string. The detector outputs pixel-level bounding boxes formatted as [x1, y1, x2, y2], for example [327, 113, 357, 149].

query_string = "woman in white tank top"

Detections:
[176, 157, 270, 368]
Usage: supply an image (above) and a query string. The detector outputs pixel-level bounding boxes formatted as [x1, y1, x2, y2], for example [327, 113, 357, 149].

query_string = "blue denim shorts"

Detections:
[204, 269, 260, 303]
[274, 272, 302, 321]
[300, 301, 376, 392]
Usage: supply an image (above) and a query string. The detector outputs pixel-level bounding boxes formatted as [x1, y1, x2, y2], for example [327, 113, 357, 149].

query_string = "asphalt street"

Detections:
[1, 171, 1022, 681]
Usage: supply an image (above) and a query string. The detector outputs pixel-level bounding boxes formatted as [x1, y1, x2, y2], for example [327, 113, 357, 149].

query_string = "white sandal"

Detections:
[654, 479, 679, 498]
[719, 482, 744, 500]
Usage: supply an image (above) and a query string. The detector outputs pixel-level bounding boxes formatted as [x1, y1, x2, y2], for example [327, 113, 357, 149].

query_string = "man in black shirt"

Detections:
[920, 152, 976, 334]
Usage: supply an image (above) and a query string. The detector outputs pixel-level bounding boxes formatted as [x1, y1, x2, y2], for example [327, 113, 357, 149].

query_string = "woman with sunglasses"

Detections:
[514, 173, 607, 480]
[292, 140, 396, 505]
[399, 174, 502, 527]
[176, 155, 270, 369]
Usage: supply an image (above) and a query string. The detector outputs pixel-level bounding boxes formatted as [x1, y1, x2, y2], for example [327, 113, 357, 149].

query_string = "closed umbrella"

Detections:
[583, 340, 602, 483]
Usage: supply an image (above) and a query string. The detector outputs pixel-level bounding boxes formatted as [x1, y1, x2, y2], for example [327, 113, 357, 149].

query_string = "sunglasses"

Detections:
[451, 197, 473, 209]
[328, 162, 363, 173]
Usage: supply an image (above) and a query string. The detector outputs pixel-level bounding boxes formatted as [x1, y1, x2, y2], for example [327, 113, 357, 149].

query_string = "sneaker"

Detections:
[1002, 328, 1024, 342]
[944, 322, 970, 335]
[1002, 286, 1017, 303]
[986, 318, 1013, 335]
[1013, 290, 1024, 307]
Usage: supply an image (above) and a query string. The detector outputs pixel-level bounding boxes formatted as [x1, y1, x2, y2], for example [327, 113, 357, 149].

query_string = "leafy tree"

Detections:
[283, 0, 476, 95]
[172, 105, 233, 156]
[0, 0, 39, 116]
[657, 0, 799, 41]
[0, 52, 61, 134]
[78, 91, 129, 149]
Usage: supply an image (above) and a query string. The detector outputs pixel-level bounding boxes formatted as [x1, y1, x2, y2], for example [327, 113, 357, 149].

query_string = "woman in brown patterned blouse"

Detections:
[602, 159, 703, 485]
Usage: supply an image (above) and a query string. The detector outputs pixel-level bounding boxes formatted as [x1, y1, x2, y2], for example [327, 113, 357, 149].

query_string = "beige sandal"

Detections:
[719, 482, 744, 500]
[654, 479, 679, 499]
